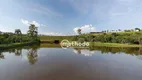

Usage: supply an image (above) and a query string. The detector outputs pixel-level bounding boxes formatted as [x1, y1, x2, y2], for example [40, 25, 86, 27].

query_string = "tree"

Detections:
[3, 33, 9, 38]
[118, 29, 121, 32]
[0, 31, 2, 34]
[15, 29, 22, 35]
[77, 28, 81, 35]
[15, 29, 22, 42]
[135, 28, 140, 32]
[0, 36, 4, 44]
[27, 24, 38, 38]
[124, 30, 131, 32]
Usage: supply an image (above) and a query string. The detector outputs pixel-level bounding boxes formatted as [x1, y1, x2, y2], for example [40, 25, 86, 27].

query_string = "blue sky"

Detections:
[0, 0, 142, 35]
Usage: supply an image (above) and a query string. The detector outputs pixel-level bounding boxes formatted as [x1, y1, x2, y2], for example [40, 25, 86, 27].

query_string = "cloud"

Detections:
[40, 24, 47, 27]
[21, 19, 29, 26]
[21, 19, 47, 27]
[73, 49, 95, 56]
[31, 21, 40, 27]
[73, 24, 95, 34]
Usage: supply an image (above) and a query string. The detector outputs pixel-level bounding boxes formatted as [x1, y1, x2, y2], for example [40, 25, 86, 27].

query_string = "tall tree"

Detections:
[135, 28, 140, 32]
[118, 29, 121, 32]
[15, 29, 22, 42]
[15, 29, 22, 35]
[77, 28, 81, 35]
[27, 24, 38, 38]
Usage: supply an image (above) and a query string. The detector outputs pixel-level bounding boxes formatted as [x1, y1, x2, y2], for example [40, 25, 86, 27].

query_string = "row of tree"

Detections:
[102, 28, 141, 33]
[77, 28, 141, 34]
[0, 24, 39, 44]
[76, 28, 142, 44]
[91, 32, 142, 44]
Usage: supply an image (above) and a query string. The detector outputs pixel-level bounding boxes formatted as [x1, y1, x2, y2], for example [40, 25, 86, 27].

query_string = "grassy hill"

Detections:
[39, 35, 77, 42]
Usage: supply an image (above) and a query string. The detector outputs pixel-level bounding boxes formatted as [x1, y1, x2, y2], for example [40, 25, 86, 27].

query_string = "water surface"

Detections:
[0, 45, 142, 80]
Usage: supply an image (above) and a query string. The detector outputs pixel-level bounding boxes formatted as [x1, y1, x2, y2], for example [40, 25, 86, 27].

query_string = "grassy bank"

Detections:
[39, 35, 76, 42]
[90, 42, 142, 48]
[0, 41, 40, 50]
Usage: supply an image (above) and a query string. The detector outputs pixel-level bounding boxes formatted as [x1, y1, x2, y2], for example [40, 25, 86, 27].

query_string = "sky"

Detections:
[0, 0, 142, 35]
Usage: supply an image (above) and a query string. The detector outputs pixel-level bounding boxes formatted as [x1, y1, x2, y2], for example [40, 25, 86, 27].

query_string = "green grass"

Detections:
[39, 35, 142, 48]
[39, 35, 76, 41]
[90, 42, 142, 47]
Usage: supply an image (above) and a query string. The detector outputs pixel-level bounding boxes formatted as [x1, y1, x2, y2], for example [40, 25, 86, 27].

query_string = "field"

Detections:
[39, 35, 76, 42]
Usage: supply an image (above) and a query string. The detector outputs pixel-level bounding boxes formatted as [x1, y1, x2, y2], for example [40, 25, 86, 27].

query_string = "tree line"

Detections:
[75, 28, 142, 44]
[0, 24, 40, 44]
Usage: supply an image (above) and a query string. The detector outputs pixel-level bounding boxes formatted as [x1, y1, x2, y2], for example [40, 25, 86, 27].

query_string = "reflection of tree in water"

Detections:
[89, 47, 142, 56]
[0, 52, 4, 59]
[73, 48, 95, 56]
[15, 49, 22, 56]
[27, 48, 38, 65]
[74, 47, 142, 56]
[137, 55, 142, 60]
[74, 48, 81, 54]
[137, 48, 142, 60]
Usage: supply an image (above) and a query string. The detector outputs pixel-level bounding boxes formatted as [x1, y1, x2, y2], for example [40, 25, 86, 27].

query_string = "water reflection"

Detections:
[89, 47, 142, 56]
[27, 48, 38, 65]
[1, 44, 142, 80]
[0, 52, 4, 59]
[137, 55, 142, 60]
[0, 45, 39, 64]
[15, 49, 22, 56]
[72, 47, 142, 57]
[73, 48, 95, 56]
[1, 45, 142, 63]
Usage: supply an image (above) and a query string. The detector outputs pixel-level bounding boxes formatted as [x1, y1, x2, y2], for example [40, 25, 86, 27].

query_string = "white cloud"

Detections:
[21, 19, 29, 26]
[31, 21, 40, 27]
[40, 24, 47, 27]
[73, 24, 95, 34]
[21, 19, 47, 27]
[73, 49, 95, 56]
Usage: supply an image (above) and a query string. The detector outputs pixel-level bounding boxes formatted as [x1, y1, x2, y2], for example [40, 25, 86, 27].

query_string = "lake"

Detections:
[0, 44, 142, 80]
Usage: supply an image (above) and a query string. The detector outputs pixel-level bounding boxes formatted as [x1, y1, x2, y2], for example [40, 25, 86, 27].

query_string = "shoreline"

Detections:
[0, 41, 40, 50]
[1, 41, 142, 50]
